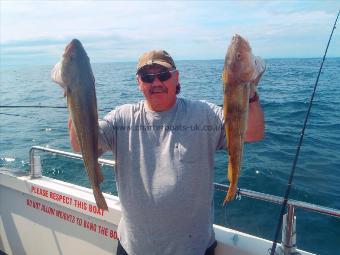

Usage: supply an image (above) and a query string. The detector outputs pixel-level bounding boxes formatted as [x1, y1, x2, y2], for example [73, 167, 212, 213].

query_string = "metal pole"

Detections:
[28, 146, 340, 219]
[214, 182, 340, 218]
[29, 147, 42, 178]
[281, 205, 298, 255]
[29, 147, 34, 176]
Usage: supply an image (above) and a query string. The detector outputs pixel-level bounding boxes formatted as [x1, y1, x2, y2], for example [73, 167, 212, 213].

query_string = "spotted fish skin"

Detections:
[222, 34, 265, 204]
[51, 39, 108, 210]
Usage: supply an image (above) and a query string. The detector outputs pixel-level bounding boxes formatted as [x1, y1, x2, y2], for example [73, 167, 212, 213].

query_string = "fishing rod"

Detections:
[0, 112, 39, 119]
[0, 112, 60, 122]
[0, 105, 111, 112]
[0, 105, 67, 109]
[270, 10, 339, 255]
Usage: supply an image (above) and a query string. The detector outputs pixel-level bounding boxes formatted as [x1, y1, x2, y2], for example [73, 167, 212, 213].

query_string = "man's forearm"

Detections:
[68, 116, 81, 152]
[245, 98, 264, 142]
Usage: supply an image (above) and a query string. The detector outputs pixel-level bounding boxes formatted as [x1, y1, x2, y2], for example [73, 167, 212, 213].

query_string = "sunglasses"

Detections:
[140, 70, 176, 83]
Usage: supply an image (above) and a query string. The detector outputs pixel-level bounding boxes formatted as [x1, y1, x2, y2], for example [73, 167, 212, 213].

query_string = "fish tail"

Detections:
[93, 186, 108, 211]
[223, 184, 237, 206]
[223, 161, 238, 205]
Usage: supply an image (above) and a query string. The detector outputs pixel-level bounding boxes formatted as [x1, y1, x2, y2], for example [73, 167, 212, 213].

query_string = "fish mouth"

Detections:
[64, 42, 75, 57]
[231, 34, 243, 45]
[226, 34, 253, 73]
[231, 34, 251, 55]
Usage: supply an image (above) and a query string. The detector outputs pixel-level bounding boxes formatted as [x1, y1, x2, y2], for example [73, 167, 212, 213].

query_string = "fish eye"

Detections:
[237, 53, 241, 59]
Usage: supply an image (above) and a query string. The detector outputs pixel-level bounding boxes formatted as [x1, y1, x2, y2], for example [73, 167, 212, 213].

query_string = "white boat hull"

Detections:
[0, 168, 314, 255]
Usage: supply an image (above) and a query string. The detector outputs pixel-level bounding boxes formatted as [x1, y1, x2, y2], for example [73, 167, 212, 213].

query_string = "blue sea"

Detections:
[1, 58, 339, 254]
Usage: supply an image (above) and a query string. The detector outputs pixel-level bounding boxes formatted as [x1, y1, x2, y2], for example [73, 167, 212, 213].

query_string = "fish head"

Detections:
[224, 34, 262, 84]
[51, 39, 92, 92]
[60, 39, 93, 88]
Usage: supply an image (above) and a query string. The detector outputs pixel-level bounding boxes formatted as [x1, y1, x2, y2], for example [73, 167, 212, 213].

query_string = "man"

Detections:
[69, 50, 264, 255]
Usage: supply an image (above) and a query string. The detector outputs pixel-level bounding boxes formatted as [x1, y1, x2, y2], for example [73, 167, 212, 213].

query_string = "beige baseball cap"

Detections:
[136, 50, 176, 73]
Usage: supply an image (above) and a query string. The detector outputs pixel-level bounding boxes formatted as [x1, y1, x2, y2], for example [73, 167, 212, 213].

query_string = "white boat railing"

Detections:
[29, 145, 340, 255]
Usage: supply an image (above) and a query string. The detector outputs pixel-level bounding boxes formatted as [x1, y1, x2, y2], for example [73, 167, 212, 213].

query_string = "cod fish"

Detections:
[222, 34, 265, 204]
[51, 39, 108, 210]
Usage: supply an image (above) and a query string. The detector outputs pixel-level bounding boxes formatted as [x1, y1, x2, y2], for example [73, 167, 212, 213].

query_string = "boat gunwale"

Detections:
[28, 145, 340, 219]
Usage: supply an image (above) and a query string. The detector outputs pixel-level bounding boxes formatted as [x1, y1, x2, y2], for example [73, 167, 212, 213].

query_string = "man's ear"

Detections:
[174, 70, 179, 80]
[136, 75, 142, 91]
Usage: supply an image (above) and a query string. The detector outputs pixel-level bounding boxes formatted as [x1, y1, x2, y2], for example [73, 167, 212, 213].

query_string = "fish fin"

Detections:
[51, 62, 71, 98]
[66, 86, 72, 97]
[93, 186, 108, 211]
[51, 62, 67, 89]
[250, 56, 266, 85]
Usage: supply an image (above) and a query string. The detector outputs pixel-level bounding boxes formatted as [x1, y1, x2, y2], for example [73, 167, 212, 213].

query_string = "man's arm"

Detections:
[68, 115, 110, 155]
[68, 116, 81, 152]
[245, 93, 264, 142]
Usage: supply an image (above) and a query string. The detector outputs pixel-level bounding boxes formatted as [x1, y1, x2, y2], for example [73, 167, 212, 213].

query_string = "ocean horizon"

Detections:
[1, 57, 340, 69]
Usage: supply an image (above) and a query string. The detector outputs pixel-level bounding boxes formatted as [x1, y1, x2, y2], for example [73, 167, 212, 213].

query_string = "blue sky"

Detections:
[1, 1, 339, 66]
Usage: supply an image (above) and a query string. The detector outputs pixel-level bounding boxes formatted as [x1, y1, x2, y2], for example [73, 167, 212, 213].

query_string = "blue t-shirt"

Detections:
[99, 98, 225, 255]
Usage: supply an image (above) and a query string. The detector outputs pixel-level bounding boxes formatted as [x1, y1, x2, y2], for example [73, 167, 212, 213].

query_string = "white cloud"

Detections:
[1, 0, 339, 64]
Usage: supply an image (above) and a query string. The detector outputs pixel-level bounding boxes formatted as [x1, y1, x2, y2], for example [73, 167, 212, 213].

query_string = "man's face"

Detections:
[137, 64, 179, 112]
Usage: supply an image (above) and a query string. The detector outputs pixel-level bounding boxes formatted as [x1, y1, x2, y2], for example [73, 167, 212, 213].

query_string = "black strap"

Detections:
[116, 239, 217, 255]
